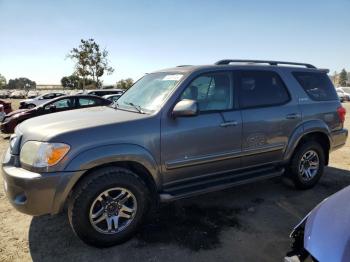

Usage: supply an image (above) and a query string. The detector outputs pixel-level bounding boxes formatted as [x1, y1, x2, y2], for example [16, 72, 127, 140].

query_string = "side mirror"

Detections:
[49, 104, 56, 111]
[172, 99, 198, 117]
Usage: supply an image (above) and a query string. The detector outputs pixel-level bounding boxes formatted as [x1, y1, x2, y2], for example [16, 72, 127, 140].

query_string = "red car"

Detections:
[0, 99, 12, 114]
[1, 95, 112, 134]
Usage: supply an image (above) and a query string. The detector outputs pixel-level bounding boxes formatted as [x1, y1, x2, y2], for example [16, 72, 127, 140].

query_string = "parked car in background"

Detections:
[0, 99, 12, 114]
[26, 90, 40, 98]
[19, 92, 65, 109]
[0, 90, 10, 98]
[1, 95, 112, 134]
[9, 90, 27, 99]
[285, 185, 350, 262]
[102, 93, 122, 103]
[339, 86, 350, 94]
[336, 87, 350, 101]
[85, 89, 124, 97]
[0, 105, 5, 122]
[1, 60, 347, 247]
[337, 90, 346, 102]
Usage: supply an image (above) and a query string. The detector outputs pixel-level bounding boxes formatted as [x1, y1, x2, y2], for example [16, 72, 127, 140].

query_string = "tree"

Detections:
[61, 75, 81, 89]
[116, 78, 134, 90]
[68, 39, 114, 89]
[7, 78, 36, 90]
[339, 69, 348, 86]
[0, 74, 6, 88]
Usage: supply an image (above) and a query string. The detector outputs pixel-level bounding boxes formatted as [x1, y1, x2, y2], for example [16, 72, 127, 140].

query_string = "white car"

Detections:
[336, 87, 350, 101]
[102, 94, 122, 103]
[9, 90, 27, 99]
[19, 92, 65, 109]
[0, 104, 5, 122]
[26, 90, 40, 98]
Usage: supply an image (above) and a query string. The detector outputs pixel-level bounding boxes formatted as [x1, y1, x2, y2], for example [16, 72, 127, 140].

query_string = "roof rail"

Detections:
[176, 65, 192, 67]
[214, 59, 316, 69]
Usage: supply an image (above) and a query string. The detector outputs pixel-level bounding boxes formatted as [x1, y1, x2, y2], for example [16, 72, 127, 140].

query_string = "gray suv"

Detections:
[2, 60, 348, 247]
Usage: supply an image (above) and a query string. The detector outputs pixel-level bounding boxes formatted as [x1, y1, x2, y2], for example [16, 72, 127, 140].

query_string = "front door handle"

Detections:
[286, 113, 299, 119]
[220, 121, 238, 127]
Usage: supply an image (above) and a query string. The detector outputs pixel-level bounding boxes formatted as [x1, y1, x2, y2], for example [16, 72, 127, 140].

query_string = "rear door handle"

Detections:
[220, 121, 238, 127]
[286, 113, 299, 119]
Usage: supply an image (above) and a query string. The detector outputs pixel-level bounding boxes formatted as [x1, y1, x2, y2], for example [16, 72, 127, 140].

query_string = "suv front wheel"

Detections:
[68, 167, 150, 247]
[289, 141, 325, 189]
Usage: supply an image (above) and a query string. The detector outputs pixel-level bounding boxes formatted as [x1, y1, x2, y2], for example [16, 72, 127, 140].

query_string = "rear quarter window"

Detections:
[237, 70, 290, 109]
[293, 72, 338, 101]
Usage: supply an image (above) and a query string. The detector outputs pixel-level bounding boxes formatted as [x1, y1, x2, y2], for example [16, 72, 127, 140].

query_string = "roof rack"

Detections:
[176, 65, 192, 67]
[215, 59, 316, 69]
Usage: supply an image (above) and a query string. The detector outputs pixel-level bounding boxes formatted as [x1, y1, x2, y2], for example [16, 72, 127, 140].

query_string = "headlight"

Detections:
[9, 135, 17, 150]
[20, 141, 70, 167]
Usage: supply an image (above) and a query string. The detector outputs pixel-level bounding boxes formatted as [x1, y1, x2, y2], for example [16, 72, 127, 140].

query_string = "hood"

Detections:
[6, 109, 31, 117]
[304, 185, 350, 261]
[17, 106, 148, 141]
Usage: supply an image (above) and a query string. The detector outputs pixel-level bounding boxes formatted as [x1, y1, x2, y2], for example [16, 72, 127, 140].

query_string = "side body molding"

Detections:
[64, 144, 161, 187]
[283, 120, 332, 161]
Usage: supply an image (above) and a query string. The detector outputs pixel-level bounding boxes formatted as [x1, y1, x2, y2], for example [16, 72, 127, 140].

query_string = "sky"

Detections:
[0, 0, 349, 85]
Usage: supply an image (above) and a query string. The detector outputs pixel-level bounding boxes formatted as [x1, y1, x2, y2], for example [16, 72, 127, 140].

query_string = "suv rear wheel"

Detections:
[289, 141, 325, 189]
[68, 167, 150, 247]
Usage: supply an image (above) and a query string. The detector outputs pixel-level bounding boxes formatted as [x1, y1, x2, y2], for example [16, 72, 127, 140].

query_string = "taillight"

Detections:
[337, 106, 346, 123]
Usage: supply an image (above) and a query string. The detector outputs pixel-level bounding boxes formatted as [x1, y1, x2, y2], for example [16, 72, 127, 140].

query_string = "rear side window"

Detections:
[293, 72, 338, 101]
[78, 98, 98, 106]
[238, 71, 290, 108]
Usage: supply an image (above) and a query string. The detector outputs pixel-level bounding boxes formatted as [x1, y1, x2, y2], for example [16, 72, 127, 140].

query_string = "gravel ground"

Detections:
[0, 103, 350, 262]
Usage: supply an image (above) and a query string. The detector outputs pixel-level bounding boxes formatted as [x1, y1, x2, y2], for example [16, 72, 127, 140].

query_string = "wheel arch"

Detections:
[52, 144, 161, 214]
[284, 121, 331, 165]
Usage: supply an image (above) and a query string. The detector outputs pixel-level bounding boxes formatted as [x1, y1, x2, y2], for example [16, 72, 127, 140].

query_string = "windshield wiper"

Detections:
[125, 102, 145, 114]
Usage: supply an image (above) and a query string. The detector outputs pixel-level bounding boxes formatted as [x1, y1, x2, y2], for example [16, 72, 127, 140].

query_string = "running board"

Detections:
[159, 167, 285, 202]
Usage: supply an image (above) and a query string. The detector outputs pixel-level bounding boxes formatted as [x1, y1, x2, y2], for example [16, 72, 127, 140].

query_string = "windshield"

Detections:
[117, 72, 183, 113]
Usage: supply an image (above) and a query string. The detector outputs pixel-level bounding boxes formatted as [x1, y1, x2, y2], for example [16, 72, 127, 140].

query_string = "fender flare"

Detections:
[283, 120, 332, 161]
[64, 143, 161, 187]
[52, 144, 161, 214]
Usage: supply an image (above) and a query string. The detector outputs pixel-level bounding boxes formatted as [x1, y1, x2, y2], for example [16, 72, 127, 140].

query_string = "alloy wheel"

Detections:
[89, 187, 137, 234]
[298, 150, 319, 181]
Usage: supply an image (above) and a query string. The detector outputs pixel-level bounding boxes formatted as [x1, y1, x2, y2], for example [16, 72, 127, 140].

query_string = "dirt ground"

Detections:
[0, 102, 350, 262]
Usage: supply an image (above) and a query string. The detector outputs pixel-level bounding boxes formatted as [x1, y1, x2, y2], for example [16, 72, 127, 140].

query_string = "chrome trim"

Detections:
[165, 143, 285, 170]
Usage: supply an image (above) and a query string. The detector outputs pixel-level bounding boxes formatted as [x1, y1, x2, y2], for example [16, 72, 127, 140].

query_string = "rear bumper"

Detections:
[330, 128, 348, 151]
[1, 148, 85, 216]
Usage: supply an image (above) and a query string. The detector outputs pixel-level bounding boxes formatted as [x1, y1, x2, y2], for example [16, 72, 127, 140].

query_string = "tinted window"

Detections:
[293, 72, 338, 101]
[238, 71, 290, 108]
[42, 94, 55, 99]
[79, 98, 98, 106]
[181, 73, 233, 111]
[44, 98, 72, 110]
[110, 95, 121, 102]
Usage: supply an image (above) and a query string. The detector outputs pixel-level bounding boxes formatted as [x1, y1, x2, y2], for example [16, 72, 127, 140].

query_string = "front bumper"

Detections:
[2, 148, 85, 216]
[285, 216, 312, 262]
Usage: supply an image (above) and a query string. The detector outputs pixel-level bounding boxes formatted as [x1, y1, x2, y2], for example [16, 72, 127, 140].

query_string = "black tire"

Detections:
[68, 167, 150, 247]
[288, 141, 325, 189]
[27, 104, 36, 109]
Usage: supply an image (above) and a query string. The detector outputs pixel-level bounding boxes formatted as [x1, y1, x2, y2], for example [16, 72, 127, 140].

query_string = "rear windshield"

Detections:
[293, 72, 338, 101]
